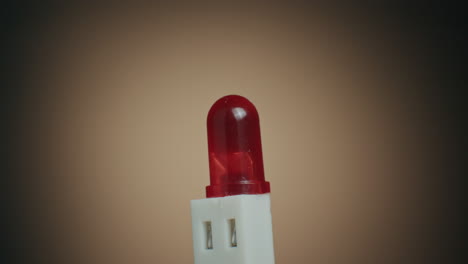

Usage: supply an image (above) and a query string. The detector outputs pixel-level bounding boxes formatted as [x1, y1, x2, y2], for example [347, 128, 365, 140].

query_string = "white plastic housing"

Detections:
[191, 194, 275, 264]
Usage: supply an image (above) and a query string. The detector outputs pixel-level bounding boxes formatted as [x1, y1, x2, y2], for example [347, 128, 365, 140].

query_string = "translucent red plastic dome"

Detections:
[206, 95, 270, 198]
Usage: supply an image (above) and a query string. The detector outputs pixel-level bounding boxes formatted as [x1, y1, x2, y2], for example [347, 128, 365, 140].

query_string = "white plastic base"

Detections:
[190, 194, 275, 264]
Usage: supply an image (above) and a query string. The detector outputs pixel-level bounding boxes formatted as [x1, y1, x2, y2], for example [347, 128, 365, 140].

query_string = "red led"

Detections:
[206, 95, 270, 198]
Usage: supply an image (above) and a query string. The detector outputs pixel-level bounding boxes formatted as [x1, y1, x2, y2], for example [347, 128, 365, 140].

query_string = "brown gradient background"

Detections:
[5, 2, 463, 264]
